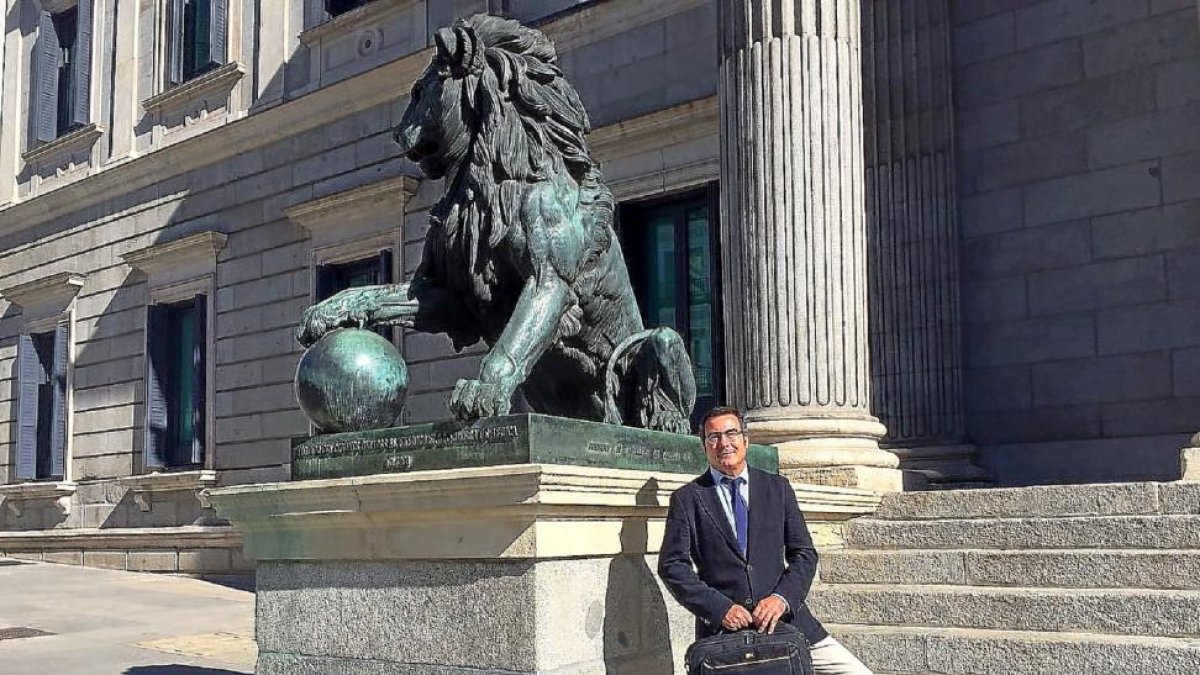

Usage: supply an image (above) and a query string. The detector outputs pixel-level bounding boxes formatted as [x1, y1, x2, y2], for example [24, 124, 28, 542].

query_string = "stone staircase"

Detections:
[807, 482, 1200, 674]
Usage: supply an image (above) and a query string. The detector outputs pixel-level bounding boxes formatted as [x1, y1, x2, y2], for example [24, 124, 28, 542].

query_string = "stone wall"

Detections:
[953, 1, 1200, 484]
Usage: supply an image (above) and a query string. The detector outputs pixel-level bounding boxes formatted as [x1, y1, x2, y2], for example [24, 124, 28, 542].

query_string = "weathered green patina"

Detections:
[295, 15, 697, 434]
[292, 413, 779, 480]
[294, 328, 408, 433]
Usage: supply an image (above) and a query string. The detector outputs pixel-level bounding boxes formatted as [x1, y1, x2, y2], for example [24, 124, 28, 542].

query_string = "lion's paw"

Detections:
[296, 292, 374, 347]
[450, 378, 514, 419]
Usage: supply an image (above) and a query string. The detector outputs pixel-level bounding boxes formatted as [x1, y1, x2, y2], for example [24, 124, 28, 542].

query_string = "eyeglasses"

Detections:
[704, 429, 744, 445]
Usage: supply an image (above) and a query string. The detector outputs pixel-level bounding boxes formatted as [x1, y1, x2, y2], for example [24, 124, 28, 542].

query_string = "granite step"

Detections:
[827, 624, 1200, 675]
[842, 514, 1200, 550]
[818, 549, 1200, 590]
[809, 584, 1200, 637]
[872, 481, 1199, 521]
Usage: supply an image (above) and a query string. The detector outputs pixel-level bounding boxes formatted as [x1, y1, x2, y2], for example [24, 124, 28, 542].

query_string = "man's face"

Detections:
[703, 413, 748, 476]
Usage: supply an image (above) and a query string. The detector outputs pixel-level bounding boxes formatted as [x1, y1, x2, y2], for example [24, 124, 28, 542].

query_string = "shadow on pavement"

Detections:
[123, 662, 247, 667]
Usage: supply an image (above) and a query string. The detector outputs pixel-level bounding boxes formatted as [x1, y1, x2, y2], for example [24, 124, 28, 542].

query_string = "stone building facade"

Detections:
[0, 0, 1196, 564]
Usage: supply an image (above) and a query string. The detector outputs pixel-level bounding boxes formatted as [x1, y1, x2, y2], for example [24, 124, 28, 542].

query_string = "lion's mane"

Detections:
[425, 14, 615, 303]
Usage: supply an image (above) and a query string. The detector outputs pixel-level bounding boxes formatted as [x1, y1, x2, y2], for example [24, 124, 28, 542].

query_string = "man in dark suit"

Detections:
[658, 406, 873, 674]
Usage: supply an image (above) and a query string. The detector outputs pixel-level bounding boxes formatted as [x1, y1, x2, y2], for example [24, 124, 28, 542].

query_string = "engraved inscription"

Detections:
[296, 424, 520, 458]
[585, 441, 690, 464]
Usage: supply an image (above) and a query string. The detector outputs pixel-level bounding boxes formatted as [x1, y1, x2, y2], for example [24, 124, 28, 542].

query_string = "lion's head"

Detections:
[393, 14, 597, 184]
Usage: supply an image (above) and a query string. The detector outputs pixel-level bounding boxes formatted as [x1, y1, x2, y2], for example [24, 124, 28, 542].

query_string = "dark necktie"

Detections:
[722, 476, 748, 556]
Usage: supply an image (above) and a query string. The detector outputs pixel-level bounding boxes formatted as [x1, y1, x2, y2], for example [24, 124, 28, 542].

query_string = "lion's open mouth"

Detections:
[405, 138, 440, 163]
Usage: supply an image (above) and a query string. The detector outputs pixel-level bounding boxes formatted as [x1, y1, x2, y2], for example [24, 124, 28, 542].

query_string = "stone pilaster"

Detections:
[861, 0, 987, 485]
[718, 0, 903, 492]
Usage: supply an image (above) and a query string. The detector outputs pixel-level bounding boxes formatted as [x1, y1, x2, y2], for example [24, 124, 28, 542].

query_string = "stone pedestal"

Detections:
[1183, 434, 1200, 481]
[717, 0, 902, 492]
[207, 464, 880, 674]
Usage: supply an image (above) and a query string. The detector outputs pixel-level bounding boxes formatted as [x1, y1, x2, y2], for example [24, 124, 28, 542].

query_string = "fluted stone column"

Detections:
[718, 0, 902, 492]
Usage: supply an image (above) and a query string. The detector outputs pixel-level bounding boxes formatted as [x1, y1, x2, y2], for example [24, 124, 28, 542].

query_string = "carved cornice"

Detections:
[285, 176, 419, 234]
[0, 482, 76, 517]
[119, 470, 219, 512]
[21, 123, 103, 165]
[141, 62, 247, 115]
[0, 271, 86, 310]
[0, 525, 241, 551]
[122, 231, 227, 279]
[589, 96, 717, 162]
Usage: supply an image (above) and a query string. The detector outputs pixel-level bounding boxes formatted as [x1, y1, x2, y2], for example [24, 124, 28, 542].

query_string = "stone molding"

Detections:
[0, 481, 76, 517]
[1183, 438, 1199, 481]
[285, 176, 418, 237]
[589, 96, 717, 162]
[141, 62, 247, 115]
[206, 464, 880, 562]
[118, 470, 218, 511]
[0, 524, 242, 552]
[0, 271, 86, 312]
[21, 123, 103, 166]
[122, 231, 227, 283]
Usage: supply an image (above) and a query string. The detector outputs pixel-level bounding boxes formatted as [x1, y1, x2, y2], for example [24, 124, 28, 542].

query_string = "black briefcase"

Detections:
[685, 624, 813, 674]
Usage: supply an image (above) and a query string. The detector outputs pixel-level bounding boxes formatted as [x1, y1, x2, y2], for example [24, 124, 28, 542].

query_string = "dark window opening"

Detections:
[168, 0, 225, 85]
[325, 0, 370, 19]
[315, 250, 395, 341]
[146, 297, 206, 469]
[52, 8, 78, 138]
[618, 186, 724, 429]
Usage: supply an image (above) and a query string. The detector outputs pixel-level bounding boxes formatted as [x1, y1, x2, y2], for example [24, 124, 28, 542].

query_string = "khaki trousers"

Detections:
[810, 636, 874, 675]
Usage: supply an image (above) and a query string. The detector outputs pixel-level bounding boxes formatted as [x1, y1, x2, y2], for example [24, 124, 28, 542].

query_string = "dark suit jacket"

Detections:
[657, 467, 828, 645]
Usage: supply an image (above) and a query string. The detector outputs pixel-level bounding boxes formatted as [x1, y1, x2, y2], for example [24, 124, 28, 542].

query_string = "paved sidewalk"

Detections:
[0, 557, 255, 675]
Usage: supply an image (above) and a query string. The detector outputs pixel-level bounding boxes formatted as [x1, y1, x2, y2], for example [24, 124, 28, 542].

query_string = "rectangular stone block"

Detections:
[43, 550, 83, 566]
[965, 365, 1033, 413]
[966, 315, 1095, 367]
[978, 436, 1186, 486]
[957, 40, 1082, 109]
[1101, 397, 1200, 436]
[212, 439, 290, 471]
[129, 551, 178, 572]
[957, 101, 1020, 152]
[962, 220, 1091, 279]
[1019, 70, 1156, 138]
[959, 187, 1024, 236]
[1156, 58, 1200, 109]
[953, 12, 1016, 66]
[1032, 352, 1172, 406]
[1083, 9, 1200, 78]
[1092, 201, 1200, 259]
[1097, 299, 1200, 354]
[968, 405, 1101, 445]
[1088, 106, 1200, 169]
[83, 551, 128, 570]
[1015, 0, 1147, 50]
[7, 551, 43, 561]
[1168, 249, 1200, 299]
[1172, 348, 1200, 396]
[961, 133, 1088, 193]
[1162, 151, 1200, 203]
[1023, 161, 1161, 227]
[1027, 255, 1167, 315]
[178, 549, 233, 573]
[962, 278, 1028, 325]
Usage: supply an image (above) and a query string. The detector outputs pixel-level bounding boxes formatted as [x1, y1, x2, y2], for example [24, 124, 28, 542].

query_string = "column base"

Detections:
[889, 444, 992, 487]
[749, 415, 905, 492]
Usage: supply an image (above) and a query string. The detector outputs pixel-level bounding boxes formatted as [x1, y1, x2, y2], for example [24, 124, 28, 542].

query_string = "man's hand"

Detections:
[721, 604, 754, 631]
[752, 595, 788, 634]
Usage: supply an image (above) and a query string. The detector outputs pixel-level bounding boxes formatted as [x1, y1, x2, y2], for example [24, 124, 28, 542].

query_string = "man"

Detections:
[658, 406, 873, 674]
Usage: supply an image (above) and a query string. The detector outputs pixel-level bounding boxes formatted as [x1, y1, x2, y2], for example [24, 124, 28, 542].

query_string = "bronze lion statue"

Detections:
[297, 14, 696, 433]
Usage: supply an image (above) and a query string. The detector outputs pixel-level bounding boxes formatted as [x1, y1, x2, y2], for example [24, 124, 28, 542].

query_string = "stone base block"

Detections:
[254, 557, 692, 675]
[890, 444, 991, 486]
[784, 466, 912, 493]
[1183, 446, 1199, 481]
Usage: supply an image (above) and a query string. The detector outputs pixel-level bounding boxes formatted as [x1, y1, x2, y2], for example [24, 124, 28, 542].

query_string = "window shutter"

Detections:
[167, 0, 185, 85]
[34, 11, 60, 143]
[70, 0, 93, 127]
[207, 0, 226, 67]
[190, 294, 207, 465]
[15, 334, 41, 481]
[144, 305, 170, 469]
[49, 320, 71, 478]
[377, 249, 394, 284]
